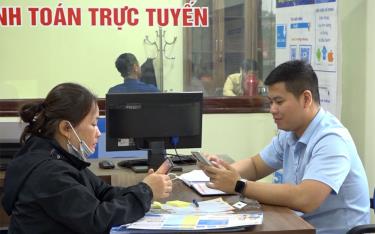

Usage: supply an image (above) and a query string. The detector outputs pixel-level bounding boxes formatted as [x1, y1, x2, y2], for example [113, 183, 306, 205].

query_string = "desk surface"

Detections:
[0, 159, 315, 233]
[89, 159, 315, 234]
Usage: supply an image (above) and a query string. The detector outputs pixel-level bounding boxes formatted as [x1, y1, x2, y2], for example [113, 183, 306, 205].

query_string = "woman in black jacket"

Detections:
[2, 83, 172, 234]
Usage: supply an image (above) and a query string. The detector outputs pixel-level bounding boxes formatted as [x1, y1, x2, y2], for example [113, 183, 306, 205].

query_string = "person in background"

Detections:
[2, 83, 172, 233]
[108, 53, 159, 93]
[186, 69, 214, 96]
[223, 59, 263, 96]
[201, 60, 370, 234]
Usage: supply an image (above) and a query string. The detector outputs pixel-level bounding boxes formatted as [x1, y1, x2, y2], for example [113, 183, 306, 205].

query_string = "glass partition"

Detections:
[0, 0, 275, 115]
[183, 0, 275, 97]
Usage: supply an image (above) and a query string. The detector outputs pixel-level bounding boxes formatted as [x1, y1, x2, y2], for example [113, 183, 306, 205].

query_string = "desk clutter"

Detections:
[111, 198, 263, 232]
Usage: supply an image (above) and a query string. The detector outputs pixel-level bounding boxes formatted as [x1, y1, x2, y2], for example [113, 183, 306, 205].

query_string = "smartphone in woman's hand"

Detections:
[156, 158, 174, 174]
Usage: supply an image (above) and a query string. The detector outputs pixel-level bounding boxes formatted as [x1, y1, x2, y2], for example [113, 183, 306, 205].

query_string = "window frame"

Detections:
[0, 97, 270, 117]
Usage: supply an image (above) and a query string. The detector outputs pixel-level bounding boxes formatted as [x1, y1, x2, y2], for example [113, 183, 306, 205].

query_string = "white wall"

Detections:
[365, 0, 375, 192]
[340, 0, 373, 192]
[340, 0, 374, 221]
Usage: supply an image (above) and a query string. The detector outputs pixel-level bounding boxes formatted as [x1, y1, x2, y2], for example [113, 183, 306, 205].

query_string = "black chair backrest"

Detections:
[346, 188, 375, 234]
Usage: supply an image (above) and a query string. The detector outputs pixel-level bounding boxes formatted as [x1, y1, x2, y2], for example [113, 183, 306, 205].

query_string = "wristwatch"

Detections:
[234, 178, 247, 195]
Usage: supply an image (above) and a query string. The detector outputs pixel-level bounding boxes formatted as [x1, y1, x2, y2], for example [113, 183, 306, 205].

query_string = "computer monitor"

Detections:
[0, 122, 24, 171]
[89, 117, 147, 159]
[105, 92, 203, 170]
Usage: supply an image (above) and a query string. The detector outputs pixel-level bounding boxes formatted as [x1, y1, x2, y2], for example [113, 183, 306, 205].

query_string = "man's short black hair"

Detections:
[264, 60, 320, 104]
[115, 53, 138, 78]
[241, 59, 258, 72]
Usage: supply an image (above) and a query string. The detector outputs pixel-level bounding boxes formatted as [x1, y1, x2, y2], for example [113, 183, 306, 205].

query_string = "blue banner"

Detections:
[290, 22, 310, 29]
[276, 0, 335, 8]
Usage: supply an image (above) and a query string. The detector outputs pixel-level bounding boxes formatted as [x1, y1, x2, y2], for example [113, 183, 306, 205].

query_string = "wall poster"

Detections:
[275, 0, 340, 117]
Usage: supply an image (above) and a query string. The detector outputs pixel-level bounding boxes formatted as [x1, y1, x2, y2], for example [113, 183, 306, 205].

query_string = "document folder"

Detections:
[111, 226, 249, 233]
[111, 213, 262, 233]
[178, 170, 234, 196]
[189, 182, 228, 196]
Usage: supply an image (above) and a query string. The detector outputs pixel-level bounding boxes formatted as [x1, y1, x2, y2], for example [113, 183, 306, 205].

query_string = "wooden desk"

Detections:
[0, 170, 10, 230]
[0, 160, 315, 233]
[89, 158, 198, 187]
[89, 160, 315, 234]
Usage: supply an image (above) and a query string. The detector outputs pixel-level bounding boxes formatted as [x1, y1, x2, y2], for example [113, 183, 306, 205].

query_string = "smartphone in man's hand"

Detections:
[156, 158, 174, 174]
[191, 151, 213, 166]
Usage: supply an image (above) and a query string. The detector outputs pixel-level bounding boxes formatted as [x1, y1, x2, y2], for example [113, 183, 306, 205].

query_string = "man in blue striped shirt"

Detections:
[202, 60, 370, 234]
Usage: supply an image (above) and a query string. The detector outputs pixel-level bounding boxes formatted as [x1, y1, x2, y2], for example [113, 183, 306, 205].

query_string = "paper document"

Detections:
[114, 213, 263, 231]
[178, 170, 232, 196]
[156, 198, 234, 215]
[190, 182, 228, 196]
[111, 198, 263, 233]
[178, 169, 210, 183]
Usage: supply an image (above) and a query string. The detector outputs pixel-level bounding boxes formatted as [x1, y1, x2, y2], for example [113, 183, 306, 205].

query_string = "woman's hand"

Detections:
[142, 169, 172, 199]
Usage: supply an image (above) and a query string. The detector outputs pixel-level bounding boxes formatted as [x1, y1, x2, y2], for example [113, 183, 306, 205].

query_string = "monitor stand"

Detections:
[145, 141, 183, 173]
[117, 141, 183, 173]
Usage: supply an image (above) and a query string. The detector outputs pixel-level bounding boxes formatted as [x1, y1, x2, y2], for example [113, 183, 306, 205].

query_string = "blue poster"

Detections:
[290, 45, 297, 60]
[276, 24, 287, 48]
[300, 45, 312, 64]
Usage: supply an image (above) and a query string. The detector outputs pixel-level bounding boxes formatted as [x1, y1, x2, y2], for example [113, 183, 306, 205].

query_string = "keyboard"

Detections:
[117, 159, 147, 168]
[170, 155, 197, 165]
[117, 155, 197, 168]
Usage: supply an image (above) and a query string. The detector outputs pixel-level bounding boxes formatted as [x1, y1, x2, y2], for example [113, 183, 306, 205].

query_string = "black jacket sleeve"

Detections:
[32, 163, 153, 234]
[85, 168, 152, 203]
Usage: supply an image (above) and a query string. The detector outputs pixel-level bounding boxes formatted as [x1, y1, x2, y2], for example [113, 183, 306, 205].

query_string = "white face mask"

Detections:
[66, 122, 93, 161]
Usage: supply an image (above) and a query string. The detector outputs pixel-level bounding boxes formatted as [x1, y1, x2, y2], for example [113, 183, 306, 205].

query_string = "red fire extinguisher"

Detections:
[243, 73, 259, 96]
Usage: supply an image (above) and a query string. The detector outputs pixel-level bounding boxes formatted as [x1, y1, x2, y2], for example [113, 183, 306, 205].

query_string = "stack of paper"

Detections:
[111, 198, 263, 233]
[119, 213, 263, 231]
[178, 170, 231, 196]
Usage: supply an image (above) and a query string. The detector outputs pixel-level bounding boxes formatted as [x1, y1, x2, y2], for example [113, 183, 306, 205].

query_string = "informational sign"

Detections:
[275, 0, 340, 117]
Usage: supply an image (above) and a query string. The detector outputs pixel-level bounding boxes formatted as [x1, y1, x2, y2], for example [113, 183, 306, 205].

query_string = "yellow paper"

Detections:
[151, 201, 162, 209]
[166, 200, 191, 207]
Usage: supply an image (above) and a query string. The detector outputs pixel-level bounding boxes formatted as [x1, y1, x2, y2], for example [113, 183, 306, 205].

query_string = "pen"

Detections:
[192, 199, 199, 207]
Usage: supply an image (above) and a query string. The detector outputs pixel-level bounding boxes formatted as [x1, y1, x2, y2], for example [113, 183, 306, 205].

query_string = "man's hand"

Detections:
[197, 153, 222, 170]
[201, 160, 241, 193]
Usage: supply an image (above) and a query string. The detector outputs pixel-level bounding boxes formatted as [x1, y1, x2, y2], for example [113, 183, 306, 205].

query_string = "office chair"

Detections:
[347, 188, 375, 234]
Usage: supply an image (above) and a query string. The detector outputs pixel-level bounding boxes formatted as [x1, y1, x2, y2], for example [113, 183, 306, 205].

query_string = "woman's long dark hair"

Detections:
[19, 83, 97, 144]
